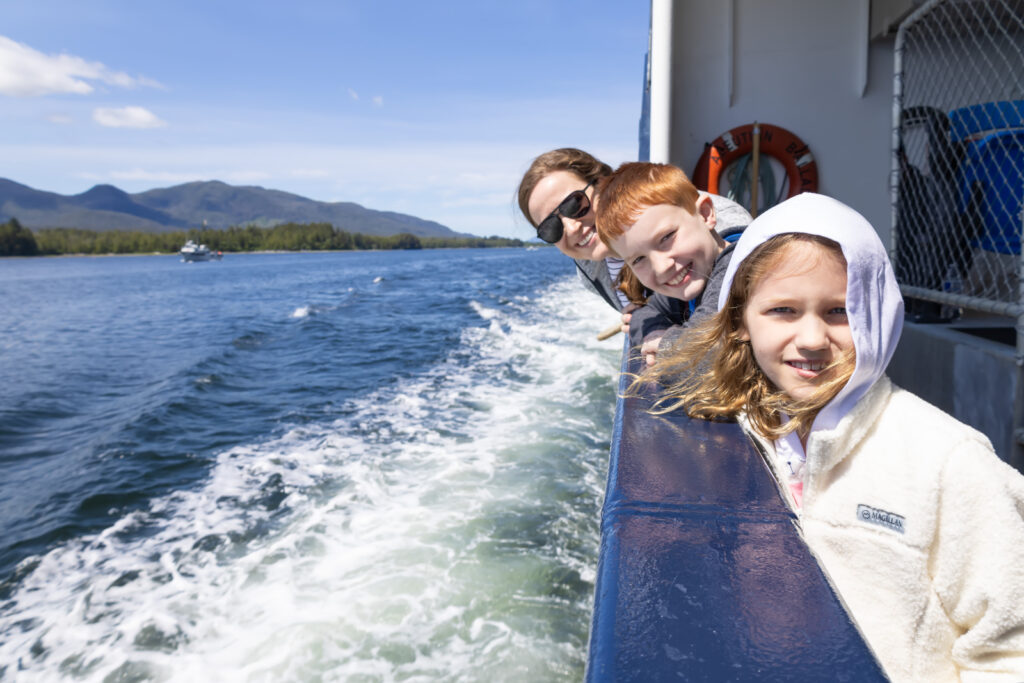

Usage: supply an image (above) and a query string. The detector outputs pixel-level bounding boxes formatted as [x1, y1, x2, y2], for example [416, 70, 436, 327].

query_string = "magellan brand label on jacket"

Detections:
[856, 504, 905, 534]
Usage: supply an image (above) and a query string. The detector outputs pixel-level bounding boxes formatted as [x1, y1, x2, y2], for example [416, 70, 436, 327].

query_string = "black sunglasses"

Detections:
[536, 179, 596, 244]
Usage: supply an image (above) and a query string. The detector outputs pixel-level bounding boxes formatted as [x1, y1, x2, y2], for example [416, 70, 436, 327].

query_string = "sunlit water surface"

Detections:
[0, 249, 621, 682]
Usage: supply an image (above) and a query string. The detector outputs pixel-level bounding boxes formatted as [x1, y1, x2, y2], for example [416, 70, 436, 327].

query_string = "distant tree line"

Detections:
[0, 218, 531, 256]
[0, 218, 39, 256]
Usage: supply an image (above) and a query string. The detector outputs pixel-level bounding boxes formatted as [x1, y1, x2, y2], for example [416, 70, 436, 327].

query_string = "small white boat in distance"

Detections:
[180, 239, 222, 262]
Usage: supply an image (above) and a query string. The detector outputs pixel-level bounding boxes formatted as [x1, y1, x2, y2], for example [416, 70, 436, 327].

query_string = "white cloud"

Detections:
[440, 192, 511, 209]
[289, 168, 330, 178]
[223, 170, 272, 184]
[93, 106, 166, 129]
[137, 76, 166, 90]
[106, 167, 270, 185]
[372, 95, 383, 107]
[347, 88, 359, 100]
[0, 35, 163, 97]
[108, 168, 201, 183]
[46, 114, 73, 125]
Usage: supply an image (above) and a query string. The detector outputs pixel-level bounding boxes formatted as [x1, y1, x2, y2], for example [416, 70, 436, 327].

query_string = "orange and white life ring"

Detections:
[692, 123, 819, 198]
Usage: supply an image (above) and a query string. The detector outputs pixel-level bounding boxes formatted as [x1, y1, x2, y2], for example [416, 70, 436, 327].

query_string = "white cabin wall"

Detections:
[666, 0, 897, 246]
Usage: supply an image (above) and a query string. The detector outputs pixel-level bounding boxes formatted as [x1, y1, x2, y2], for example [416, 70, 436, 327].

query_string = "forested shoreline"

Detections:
[0, 218, 531, 256]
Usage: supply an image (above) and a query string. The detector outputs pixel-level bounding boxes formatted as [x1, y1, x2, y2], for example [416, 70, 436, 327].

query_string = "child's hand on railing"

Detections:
[620, 303, 640, 335]
[640, 329, 667, 366]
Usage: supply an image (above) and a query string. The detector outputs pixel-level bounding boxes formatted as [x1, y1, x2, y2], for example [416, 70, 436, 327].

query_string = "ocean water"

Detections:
[0, 248, 623, 682]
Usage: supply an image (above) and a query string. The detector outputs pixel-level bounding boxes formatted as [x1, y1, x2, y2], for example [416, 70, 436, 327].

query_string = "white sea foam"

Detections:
[1, 278, 621, 682]
[290, 305, 313, 318]
[469, 300, 501, 321]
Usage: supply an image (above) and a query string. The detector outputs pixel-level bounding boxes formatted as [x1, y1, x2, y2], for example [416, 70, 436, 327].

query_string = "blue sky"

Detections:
[1, 1, 650, 238]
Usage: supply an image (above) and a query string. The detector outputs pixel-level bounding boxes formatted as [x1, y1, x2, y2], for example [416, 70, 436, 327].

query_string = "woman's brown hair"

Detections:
[616, 266, 648, 305]
[637, 233, 856, 441]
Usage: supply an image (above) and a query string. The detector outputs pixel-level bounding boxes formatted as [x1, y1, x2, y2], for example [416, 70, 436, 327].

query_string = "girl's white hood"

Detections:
[719, 193, 905, 431]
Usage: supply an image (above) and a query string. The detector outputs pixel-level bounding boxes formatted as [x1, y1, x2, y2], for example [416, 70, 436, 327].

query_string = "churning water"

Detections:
[0, 249, 622, 682]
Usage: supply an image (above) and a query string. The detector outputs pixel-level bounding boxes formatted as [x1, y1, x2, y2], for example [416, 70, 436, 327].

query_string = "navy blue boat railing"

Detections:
[585, 348, 888, 682]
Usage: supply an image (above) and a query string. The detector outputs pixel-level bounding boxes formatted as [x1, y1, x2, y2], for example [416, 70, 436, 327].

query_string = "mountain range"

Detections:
[0, 178, 467, 238]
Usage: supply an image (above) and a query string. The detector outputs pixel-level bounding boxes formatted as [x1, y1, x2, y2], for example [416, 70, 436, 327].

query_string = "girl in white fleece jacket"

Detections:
[647, 193, 1024, 682]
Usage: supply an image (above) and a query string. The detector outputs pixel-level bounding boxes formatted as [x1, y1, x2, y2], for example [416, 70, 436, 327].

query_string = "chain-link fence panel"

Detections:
[892, 0, 1024, 320]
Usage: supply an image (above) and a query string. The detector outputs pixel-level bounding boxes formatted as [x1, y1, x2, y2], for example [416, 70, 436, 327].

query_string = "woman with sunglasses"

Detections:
[517, 148, 751, 351]
[517, 149, 625, 310]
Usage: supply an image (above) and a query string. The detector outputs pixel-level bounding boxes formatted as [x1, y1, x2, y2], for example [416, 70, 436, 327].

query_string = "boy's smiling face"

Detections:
[610, 197, 724, 300]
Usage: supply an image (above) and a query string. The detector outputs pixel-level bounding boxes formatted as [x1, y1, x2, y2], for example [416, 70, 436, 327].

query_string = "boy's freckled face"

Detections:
[740, 241, 855, 402]
[610, 202, 723, 300]
[527, 170, 608, 261]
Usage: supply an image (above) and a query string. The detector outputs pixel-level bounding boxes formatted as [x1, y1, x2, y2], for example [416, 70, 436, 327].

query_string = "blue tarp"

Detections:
[950, 100, 1024, 255]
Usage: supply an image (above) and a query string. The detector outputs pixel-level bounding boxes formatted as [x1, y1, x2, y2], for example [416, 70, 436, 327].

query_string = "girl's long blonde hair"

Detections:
[639, 233, 856, 441]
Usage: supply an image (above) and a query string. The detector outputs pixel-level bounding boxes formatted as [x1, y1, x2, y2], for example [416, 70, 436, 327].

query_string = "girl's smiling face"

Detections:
[740, 240, 854, 401]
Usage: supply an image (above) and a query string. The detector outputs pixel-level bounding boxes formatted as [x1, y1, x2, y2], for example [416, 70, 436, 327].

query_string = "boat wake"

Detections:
[0, 278, 620, 682]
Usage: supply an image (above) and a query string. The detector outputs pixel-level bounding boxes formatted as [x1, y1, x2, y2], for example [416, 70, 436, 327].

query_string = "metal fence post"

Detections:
[1016, 210, 1024, 469]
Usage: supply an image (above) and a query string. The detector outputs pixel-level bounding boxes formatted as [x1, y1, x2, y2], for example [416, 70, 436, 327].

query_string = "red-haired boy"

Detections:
[596, 162, 747, 365]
